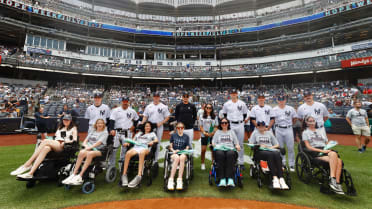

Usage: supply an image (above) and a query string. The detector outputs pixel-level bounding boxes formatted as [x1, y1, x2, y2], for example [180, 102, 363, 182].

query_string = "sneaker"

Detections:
[201, 164, 206, 170]
[362, 145, 367, 152]
[329, 177, 340, 192]
[62, 174, 76, 184]
[121, 175, 128, 187]
[70, 175, 83, 185]
[128, 175, 142, 188]
[218, 178, 227, 187]
[227, 178, 235, 187]
[176, 178, 183, 190]
[335, 184, 345, 195]
[17, 172, 33, 179]
[358, 149, 363, 153]
[289, 166, 295, 172]
[11, 165, 31, 176]
[279, 178, 289, 190]
[167, 178, 174, 190]
[272, 178, 280, 189]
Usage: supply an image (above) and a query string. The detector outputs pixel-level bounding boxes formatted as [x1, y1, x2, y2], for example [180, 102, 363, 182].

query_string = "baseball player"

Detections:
[297, 90, 329, 136]
[273, 95, 297, 171]
[346, 99, 370, 153]
[141, 92, 170, 163]
[84, 93, 111, 134]
[108, 97, 139, 166]
[250, 92, 275, 132]
[222, 89, 249, 168]
[175, 92, 197, 144]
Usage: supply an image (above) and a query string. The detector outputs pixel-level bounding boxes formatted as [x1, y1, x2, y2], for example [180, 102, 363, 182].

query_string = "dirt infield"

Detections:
[63, 197, 314, 209]
[0, 131, 369, 147]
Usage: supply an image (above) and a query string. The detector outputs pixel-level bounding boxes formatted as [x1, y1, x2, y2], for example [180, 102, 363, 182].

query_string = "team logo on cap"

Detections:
[127, 113, 132, 119]
[314, 108, 321, 115]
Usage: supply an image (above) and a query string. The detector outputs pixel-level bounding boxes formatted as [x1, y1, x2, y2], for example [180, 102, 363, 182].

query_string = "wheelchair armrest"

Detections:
[209, 144, 214, 151]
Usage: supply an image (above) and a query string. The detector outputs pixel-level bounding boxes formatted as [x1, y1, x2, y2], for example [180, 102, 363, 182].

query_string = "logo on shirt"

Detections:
[100, 110, 105, 116]
[127, 113, 132, 119]
[285, 111, 291, 117]
[258, 136, 270, 144]
[314, 108, 321, 115]
[265, 110, 270, 115]
[237, 105, 242, 111]
[158, 108, 163, 114]
[221, 135, 231, 143]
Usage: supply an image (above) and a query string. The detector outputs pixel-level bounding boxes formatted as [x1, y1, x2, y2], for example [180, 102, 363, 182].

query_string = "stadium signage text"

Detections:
[324, 0, 372, 16]
[341, 56, 372, 68]
[0, 0, 102, 28]
[174, 29, 241, 37]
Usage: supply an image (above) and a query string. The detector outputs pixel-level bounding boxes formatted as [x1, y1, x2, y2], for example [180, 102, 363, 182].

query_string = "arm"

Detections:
[304, 140, 330, 153]
[345, 117, 352, 127]
[268, 118, 275, 130]
[158, 116, 170, 127]
[175, 105, 180, 122]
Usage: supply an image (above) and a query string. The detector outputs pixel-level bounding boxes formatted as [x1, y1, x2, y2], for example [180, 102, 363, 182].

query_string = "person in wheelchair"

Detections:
[62, 119, 108, 185]
[211, 118, 241, 187]
[121, 122, 158, 188]
[249, 121, 289, 190]
[11, 114, 78, 179]
[302, 116, 344, 194]
[167, 122, 191, 190]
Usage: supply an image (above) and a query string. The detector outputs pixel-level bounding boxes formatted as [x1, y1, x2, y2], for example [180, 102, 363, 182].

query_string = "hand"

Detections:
[323, 150, 331, 154]
[173, 149, 180, 153]
[236, 145, 241, 152]
[244, 119, 248, 123]
[260, 144, 267, 148]
[130, 126, 135, 133]
[148, 141, 154, 146]
[85, 147, 91, 151]
[204, 132, 209, 137]
[157, 122, 162, 127]
[123, 143, 129, 147]
[110, 130, 116, 136]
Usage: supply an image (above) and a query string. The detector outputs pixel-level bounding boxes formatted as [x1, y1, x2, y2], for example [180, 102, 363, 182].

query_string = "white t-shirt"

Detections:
[346, 108, 368, 127]
[222, 100, 248, 125]
[110, 107, 139, 129]
[143, 102, 170, 124]
[250, 105, 274, 125]
[297, 102, 329, 126]
[134, 132, 157, 145]
[85, 104, 111, 126]
[302, 129, 328, 148]
[273, 105, 297, 126]
[249, 131, 279, 147]
[199, 115, 219, 137]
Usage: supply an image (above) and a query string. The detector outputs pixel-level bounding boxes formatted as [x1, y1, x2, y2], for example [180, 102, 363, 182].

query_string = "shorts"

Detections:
[351, 125, 371, 136]
[201, 136, 210, 146]
[132, 145, 148, 154]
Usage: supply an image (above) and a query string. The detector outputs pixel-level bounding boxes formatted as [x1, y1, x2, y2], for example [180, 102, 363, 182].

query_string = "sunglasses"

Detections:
[307, 120, 315, 122]
[221, 122, 228, 125]
[206, 107, 212, 109]
[176, 127, 184, 130]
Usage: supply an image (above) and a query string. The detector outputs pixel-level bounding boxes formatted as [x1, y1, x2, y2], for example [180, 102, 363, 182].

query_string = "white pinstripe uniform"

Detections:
[84, 104, 111, 134]
[250, 104, 274, 132]
[297, 102, 329, 136]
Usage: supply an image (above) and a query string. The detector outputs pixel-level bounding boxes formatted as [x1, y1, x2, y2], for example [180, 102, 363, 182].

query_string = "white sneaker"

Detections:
[17, 172, 33, 179]
[70, 175, 83, 185]
[201, 164, 205, 170]
[167, 178, 174, 190]
[279, 178, 289, 190]
[272, 178, 281, 189]
[62, 174, 76, 184]
[11, 165, 31, 176]
[176, 178, 183, 190]
[289, 166, 295, 172]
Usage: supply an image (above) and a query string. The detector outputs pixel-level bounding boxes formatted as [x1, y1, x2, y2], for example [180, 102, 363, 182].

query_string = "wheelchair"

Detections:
[63, 135, 117, 194]
[163, 145, 194, 191]
[118, 140, 158, 188]
[248, 145, 292, 190]
[17, 135, 79, 188]
[295, 140, 356, 196]
[208, 145, 243, 188]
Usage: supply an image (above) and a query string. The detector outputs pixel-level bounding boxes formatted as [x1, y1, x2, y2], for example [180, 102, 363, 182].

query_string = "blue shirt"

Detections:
[170, 133, 190, 150]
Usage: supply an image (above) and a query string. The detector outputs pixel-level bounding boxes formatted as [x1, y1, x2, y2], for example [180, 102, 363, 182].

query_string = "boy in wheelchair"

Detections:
[249, 121, 289, 190]
[165, 122, 192, 191]
[62, 119, 112, 187]
[120, 122, 158, 188]
[301, 116, 345, 195]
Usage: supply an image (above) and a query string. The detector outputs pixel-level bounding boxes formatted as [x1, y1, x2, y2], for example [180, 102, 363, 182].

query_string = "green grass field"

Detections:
[0, 143, 371, 209]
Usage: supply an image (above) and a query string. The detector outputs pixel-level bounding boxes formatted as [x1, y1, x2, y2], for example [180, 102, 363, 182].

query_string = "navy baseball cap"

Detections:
[94, 93, 103, 98]
[122, 97, 129, 102]
[182, 92, 189, 97]
[257, 121, 266, 126]
[230, 89, 238, 94]
[258, 92, 265, 98]
[153, 92, 160, 97]
[303, 90, 312, 96]
[278, 95, 286, 101]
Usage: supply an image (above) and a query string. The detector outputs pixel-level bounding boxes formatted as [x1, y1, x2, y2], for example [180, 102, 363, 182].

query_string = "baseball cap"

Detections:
[257, 92, 265, 98]
[303, 90, 312, 96]
[230, 89, 238, 94]
[121, 97, 129, 102]
[257, 121, 266, 126]
[153, 92, 160, 97]
[94, 93, 103, 98]
[277, 95, 286, 101]
[62, 114, 72, 121]
[182, 92, 189, 97]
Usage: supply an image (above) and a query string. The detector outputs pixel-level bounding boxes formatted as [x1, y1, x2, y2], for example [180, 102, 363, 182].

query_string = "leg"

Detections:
[285, 129, 295, 168]
[154, 126, 163, 162]
[109, 135, 120, 166]
[225, 151, 236, 179]
[170, 154, 180, 179]
[79, 151, 102, 177]
[123, 149, 136, 175]
[201, 145, 207, 164]
[335, 158, 342, 183]
[73, 150, 88, 174]
[215, 150, 226, 179]
[233, 125, 245, 165]
[24, 140, 52, 167]
[275, 129, 286, 166]
[178, 154, 187, 178]
[137, 150, 149, 176]
[355, 135, 362, 149]
[29, 141, 63, 175]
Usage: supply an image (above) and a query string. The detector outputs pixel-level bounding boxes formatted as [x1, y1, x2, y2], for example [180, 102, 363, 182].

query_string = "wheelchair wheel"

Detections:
[105, 166, 117, 183]
[26, 180, 36, 188]
[249, 165, 258, 179]
[257, 176, 263, 188]
[343, 169, 357, 196]
[208, 172, 213, 186]
[295, 152, 312, 184]
[82, 181, 95, 194]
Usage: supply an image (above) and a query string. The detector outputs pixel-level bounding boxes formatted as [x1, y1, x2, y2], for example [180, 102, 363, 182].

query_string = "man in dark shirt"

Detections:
[35, 107, 50, 138]
[175, 92, 197, 143]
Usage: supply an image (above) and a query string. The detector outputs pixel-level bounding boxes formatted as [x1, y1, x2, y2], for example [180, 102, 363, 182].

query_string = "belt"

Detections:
[231, 121, 243, 124]
[275, 125, 292, 129]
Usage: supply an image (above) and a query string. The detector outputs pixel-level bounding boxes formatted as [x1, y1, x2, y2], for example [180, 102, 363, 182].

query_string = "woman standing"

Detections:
[199, 104, 218, 170]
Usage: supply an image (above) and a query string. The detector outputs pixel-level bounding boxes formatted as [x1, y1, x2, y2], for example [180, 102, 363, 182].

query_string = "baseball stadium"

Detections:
[1, 0, 372, 208]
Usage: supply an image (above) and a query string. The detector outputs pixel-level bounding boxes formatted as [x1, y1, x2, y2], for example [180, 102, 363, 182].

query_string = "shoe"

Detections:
[218, 178, 227, 187]
[201, 164, 205, 170]
[128, 175, 142, 188]
[62, 174, 76, 184]
[329, 177, 341, 193]
[289, 166, 295, 172]
[70, 175, 83, 185]
[272, 178, 281, 189]
[358, 149, 363, 153]
[17, 172, 33, 179]
[176, 178, 183, 190]
[167, 178, 174, 190]
[227, 178, 235, 187]
[11, 165, 31, 176]
[279, 178, 289, 190]
[121, 175, 128, 187]
[362, 145, 367, 152]
[239, 165, 245, 171]
[334, 183, 345, 195]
